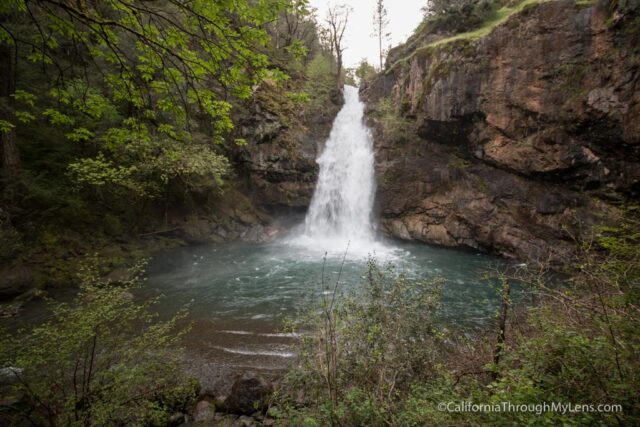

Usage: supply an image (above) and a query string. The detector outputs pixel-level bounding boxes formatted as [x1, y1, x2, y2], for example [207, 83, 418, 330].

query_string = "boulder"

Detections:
[0, 266, 32, 300]
[235, 415, 257, 427]
[212, 413, 241, 426]
[0, 289, 45, 317]
[240, 225, 264, 243]
[222, 372, 273, 415]
[0, 367, 22, 386]
[180, 218, 214, 244]
[167, 412, 186, 427]
[103, 267, 134, 284]
[193, 400, 215, 423]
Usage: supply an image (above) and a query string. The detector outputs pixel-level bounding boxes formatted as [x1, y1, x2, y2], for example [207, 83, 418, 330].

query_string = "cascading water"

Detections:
[305, 86, 375, 239]
[292, 85, 389, 257]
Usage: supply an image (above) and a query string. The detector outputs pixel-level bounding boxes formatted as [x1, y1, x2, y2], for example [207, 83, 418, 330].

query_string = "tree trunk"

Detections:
[492, 278, 510, 380]
[336, 56, 342, 91]
[378, 25, 383, 70]
[0, 41, 20, 177]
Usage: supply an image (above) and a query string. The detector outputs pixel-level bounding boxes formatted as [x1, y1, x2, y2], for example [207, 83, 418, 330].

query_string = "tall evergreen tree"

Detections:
[372, 0, 390, 70]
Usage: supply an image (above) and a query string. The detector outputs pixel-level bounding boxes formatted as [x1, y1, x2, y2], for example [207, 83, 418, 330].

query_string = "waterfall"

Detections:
[292, 85, 386, 257]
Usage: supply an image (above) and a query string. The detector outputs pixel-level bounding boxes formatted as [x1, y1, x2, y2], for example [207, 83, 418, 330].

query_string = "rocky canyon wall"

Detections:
[233, 84, 343, 212]
[362, 0, 639, 262]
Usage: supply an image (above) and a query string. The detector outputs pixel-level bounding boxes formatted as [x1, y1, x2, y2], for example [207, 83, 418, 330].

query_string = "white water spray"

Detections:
[291, 85, 391, 257]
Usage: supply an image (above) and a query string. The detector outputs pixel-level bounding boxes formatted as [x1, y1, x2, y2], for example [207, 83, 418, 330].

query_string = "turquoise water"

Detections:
[143, 236, 522, 375]
[145, 237, 518, 329]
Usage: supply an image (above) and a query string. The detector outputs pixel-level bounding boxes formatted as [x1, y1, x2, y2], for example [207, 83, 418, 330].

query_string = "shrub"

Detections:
[421, 0, 505, 34]
[305, 54, 339, 114]
[276, 258, 445, 426]
[0, 259, 198, 426]
[475, 208, 640, 425]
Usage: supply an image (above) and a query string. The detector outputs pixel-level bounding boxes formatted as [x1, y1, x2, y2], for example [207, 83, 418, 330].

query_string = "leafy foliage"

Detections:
[305, 54, 340, 113]
[355, 60, 377, 84]
[0, 259, 198, 426]
[0, 0, 290, 210]
[2, 0, 284, 122]
[66, 119, 230, 199]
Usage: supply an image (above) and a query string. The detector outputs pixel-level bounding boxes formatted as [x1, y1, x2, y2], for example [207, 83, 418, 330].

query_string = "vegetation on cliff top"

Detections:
[387, 0, 551, 72]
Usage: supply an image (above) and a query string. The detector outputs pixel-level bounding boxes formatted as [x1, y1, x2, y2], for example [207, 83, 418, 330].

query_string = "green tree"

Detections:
[305, 53, 338, 111]
[0, 0, 287, 188]
[344, 68, 357, 86]
[355, 59, 377, 84]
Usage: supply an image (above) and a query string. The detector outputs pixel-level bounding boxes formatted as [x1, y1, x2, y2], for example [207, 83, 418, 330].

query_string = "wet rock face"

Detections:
[363, 0, 639, 262]
[234, 87, 342, 211]
[236, 135, 320, 209]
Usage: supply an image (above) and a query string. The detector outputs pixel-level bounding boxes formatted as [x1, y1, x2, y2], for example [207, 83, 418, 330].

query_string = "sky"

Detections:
[309, 0, 426, 69]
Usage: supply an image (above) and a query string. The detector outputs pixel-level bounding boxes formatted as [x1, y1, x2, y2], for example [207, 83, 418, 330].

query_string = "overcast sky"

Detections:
[309, 0, 426, 69]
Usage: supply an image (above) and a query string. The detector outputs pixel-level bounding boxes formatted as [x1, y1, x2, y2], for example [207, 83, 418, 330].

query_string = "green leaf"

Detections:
[0, 119, 15, 133]
[12, 89, 37, 106]
[43, 108, 75, 126]
[66, 127, 94, 142]
[15, 111, 35, 123]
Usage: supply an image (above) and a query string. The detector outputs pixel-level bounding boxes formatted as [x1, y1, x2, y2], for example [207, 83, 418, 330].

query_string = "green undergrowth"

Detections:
[273, 208, 640, 426]
[0, 259, 198, 425]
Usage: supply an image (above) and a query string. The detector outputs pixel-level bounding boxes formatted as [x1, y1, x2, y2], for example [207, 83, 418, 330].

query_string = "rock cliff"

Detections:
[233, 82, 342, 211]
[362, 0, 639, 262]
